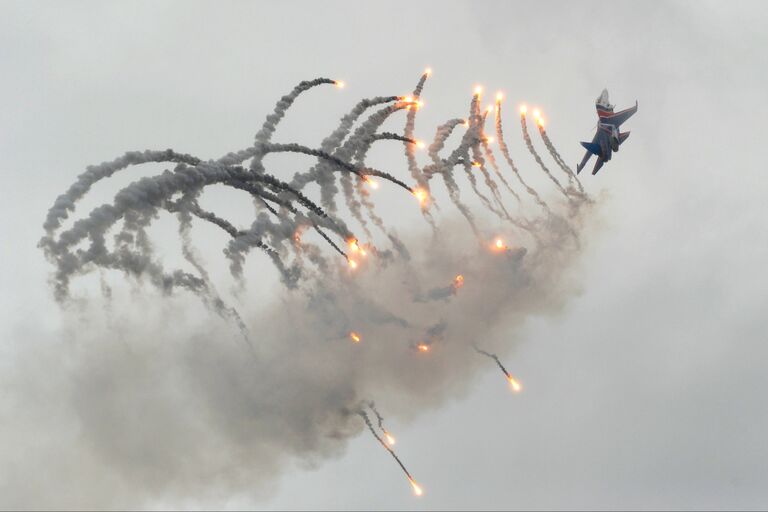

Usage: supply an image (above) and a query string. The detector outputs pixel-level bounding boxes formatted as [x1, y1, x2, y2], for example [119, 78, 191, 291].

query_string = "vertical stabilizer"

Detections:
[596, 88, 614, 110]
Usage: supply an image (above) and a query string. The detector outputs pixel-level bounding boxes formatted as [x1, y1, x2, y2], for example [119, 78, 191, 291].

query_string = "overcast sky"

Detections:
[1, 1, 767, 510]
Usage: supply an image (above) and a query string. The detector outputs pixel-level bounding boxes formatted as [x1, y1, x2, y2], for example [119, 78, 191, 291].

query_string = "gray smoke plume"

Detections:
[9, 72, 599, 508]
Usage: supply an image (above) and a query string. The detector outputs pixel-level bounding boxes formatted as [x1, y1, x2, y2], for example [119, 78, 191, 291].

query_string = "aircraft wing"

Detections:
[602, 101, 638, 127]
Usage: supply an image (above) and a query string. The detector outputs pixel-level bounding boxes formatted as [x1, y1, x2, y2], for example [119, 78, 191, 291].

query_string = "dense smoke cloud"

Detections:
[0, 71, 597, 508]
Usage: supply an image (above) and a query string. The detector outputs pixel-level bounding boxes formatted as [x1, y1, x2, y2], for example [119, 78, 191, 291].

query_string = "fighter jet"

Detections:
[576, 89, 637, 175]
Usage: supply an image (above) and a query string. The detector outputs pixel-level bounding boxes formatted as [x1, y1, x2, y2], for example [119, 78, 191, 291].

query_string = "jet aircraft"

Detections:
[577, 89, 637, 175]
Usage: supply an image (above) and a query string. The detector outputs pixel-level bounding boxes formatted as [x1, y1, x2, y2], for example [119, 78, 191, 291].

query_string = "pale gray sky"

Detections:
[1, 1, 767, 510]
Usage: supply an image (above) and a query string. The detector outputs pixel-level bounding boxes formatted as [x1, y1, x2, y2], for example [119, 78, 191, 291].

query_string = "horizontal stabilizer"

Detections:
[619, 131, 631, 144]
[580, 141, 601, 155]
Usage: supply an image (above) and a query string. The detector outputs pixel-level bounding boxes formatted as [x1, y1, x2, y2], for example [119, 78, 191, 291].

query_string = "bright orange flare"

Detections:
[412, 188, 428, 205]
[533, 109, 541, 119]
[349, 239, 368, 257]
[537, 116, 545, 127]
[383, 430, 396, 446]
[454, 274, 464, 288]
[462, 119, 469, 127]
[415, 140, 426, 149]
[493, 237, 506, 251]
[474, 85, 483, 96]
[486, 104, 494, 114]
[349, 259, 358, 269]
[415, 100, 424, 109]
[520, 104, 528, 115]
[350, 332, 361, 343]
[471, 161, 481, 167]
[410, 479, 424, 496]
[417, 343, 430, 353]
[335, 80, 345, 89]
[366, 177, 379, 189]
[496, 91, 504, 102]
[402, 95, 413, 103]
[485, 136, 495, 144]
[424, 67, 432, 76]
[508, 375, 522, 392]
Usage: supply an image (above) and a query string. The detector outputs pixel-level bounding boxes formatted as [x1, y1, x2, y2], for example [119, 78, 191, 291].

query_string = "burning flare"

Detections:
[474, 346, 522, 394]
[508, 375, 522, 393]
[334, 80, 345, 89]
[348, 238, 367, 256]
[383, 430, 396, 446]
[454, 274, 464, 288]
[350, 331, 361, 343]
[416, 342, 430, 353]
[359, 410, 421, 499]
[412, 188, 428, 205]
[520, 104, 527, 115]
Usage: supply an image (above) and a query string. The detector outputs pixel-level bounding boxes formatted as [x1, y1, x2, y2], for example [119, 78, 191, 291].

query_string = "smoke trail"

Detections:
[460, 159, 502, 218]
[358, 409, 422, 495]
[42, 163, 296, 298]
[473, 345, 521, 391]
[536, 120, 585, 195]
[480, 136, 521, 203]
[464, 94, 510, 218]
[471, 102, 512, 211]
[253, 78, 338, 147]
[520, 110, 570, 199]
[264, 142, 413, 193]
[40, 150, 201, 247]
[423, 119, 481, 235]
[494, 101, 552, 214]
[366, 401, 397, 445]
[289, 95, 399, 212]
[173, 197, 252, 343]
[328, 103, 411, 238]
[404, 70, 430, 189]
